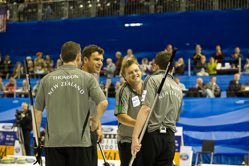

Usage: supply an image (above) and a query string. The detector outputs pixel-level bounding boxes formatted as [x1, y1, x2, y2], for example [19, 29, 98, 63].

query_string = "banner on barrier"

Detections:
[0, 123, 17, 157]
[174, 127, 184, 166]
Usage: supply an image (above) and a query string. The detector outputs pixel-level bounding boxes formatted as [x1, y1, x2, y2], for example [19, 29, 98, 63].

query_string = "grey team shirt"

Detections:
[34, 65, 106, 148]
[142, 70, 183, 133]
[114, 81, 143, 143]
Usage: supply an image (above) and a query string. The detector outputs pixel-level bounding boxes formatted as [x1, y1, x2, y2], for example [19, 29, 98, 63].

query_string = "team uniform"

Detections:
[134, 70, 183, 166]
[114, 81, 143, 166]
[89, 73, 106, 166]
[34, 65, 106, 166]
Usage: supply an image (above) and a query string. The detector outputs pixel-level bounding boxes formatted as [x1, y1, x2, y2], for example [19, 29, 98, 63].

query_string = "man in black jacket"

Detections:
[19, 102, 32, 155]
[228, 73, 242, 97]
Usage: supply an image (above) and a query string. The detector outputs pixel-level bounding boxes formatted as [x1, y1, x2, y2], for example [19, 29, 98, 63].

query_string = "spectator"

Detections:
[1, 55, 12, 79]
[228, 73, 242, 97]
[12, 61, 24, 78]
[175, 58, 185, 76]
[230, 47, 243, 68]
[196, 56, 209, 76]
[244, 58, 249, 72]
[26, 56, 32, 63]
[4, 78, 18, 97]
[203, 76, 220, 98]
[149, 58, 155, 72]
[32, 80, 40, 97]
[195, 78, 204, 90]
[191, 45, 205, 75]
[123, 49, 134, 64]
[140, 58, 151, 76]
[44, 55, 54, 73]
[20, 80, 28, 91]
[34, 52, 44, 72]
[105, 77, 115, 91]
[28, 60, 34, 75]
[0, 51, 3, 76]
[54, 59, 62, 71]
[115, 51, 123, 76]
[165, 44, 173, 53]
[213, 45, 225, 64]
[0, 77, 5, 97]
[208, 57, 217, 75]
[104, 58, 116, 78]
[174, 77, 186, 90]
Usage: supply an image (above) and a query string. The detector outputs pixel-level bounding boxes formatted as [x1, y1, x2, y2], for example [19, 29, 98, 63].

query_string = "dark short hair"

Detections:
[121, 60, 140, 76]
[61, 41, 81, 63]
[82, 45, 104, 60]
[155, 51, 174, 71]
[245, 81, 249, 86]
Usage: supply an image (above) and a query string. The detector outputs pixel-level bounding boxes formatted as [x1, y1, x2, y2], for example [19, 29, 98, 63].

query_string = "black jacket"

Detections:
[20, 110, 32, 130]
[228, 80, 242, 97]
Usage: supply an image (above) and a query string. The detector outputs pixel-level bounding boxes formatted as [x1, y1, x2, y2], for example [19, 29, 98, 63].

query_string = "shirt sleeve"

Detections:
[34, 80, 45, 112]
[88, 74, 106, 105]
[114, 85, 129, 116]
[142, 76, 157, 108]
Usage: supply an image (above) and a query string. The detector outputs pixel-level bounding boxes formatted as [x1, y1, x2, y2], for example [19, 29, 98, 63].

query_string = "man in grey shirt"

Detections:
[131, 51, 183, 166]
[114, 60, 143, 166]
[34, 41, 108, 166]
[81, 44, 106, 166]
[104, 58, 116, 78]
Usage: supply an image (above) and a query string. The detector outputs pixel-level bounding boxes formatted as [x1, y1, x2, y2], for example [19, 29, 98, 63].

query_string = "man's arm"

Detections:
[131, 105, 151, 158]
[117, 113, 136, 127]
[96, 120, 103, 143]
[34, 109, 42, 137]
[90, 99, 108, 131]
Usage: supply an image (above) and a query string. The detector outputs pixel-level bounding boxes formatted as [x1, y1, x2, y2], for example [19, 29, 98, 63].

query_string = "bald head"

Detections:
[106, 58, 112, 65]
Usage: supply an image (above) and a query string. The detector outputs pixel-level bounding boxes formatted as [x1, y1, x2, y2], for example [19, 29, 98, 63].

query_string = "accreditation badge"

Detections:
[132, 96, 140, 107]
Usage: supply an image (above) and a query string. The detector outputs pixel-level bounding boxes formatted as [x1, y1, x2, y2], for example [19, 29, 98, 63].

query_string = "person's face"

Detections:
[216, 46, 221, 52]
[175, 78, 179, 84]
[127, 50, 132, 56]
[178, 58, 183, 64]
[234, 74, 240, 81]
[23, 81, 27, 87]
[235, 47, 240, 54]
[143, 59, 148, 64]
[201, 56, 206, 62]
[107, 78, 112, 85]
[115, 53, 120, 59]
[196, 46, 201, 52]
[5, 55, 10, 61]
[197, 79, 203, 85]
[124, 64, 141, 86]
[22, 103, 28, 110]
[10, 78, 15, 85]
[211, 77, 216, 83]
[106, 59, 111, 65]
[247, 58, 249, 63]
[46, 55, 50, 60]
[210, 58, 214, 63]
[167, 45, 172, 53]
[84, 52, 104, 74]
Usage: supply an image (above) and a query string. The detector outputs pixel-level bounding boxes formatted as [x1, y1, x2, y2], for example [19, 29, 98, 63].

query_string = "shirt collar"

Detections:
[58, 65, 78, 70]
[151, 70, 173, 79]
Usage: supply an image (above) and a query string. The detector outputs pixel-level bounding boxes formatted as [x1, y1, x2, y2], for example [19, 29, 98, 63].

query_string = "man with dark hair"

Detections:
[165, 44, 173, 53]
[34, 41, 108, 166]
[131, 51, 183, 166]
[81, 44, 106, 166]
[213, 45, 225, 64]
[19, 102, 32, 155]
[115, 60, 143, 166]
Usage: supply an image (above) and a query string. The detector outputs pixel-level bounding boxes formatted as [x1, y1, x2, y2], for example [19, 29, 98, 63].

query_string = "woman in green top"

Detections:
[208, 57, 217, 75]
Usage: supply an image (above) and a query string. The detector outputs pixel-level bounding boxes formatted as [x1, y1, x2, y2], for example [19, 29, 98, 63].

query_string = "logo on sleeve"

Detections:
[141, 90, 147, 102]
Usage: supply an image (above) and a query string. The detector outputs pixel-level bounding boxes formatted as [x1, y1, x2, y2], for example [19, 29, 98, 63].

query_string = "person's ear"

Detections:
[60, 54, 63, 62]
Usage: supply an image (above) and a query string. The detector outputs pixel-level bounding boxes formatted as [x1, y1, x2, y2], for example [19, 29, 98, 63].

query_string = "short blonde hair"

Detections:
[121, 60, 140, 76]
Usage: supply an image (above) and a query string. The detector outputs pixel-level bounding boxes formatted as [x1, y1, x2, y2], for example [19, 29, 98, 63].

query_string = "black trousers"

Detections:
[133, 128, 175, 166]
[91, 130, 98, 166]
[22, 129, 31, 156]
[118, 142, 132, 166]
[45, 147, 92, 166]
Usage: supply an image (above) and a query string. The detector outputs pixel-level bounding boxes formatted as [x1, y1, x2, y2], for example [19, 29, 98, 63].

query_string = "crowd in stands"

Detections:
[0, 45, 249, 98]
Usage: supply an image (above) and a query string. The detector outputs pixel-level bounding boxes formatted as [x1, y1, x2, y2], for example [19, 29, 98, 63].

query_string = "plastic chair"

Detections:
[195, 140, 215, 166]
